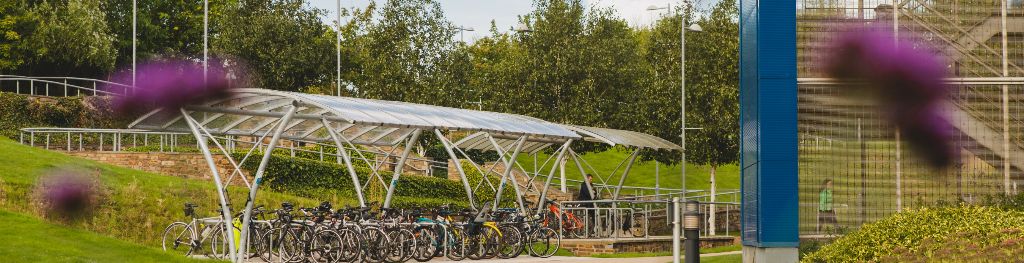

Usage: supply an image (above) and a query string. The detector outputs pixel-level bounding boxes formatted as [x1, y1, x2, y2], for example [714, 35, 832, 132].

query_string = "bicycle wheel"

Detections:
[361, 228, 389, 263]
[497, 225, 522, 259]
[481, 227, 500, 259]
[630, 212, 647, 237]
[528, 227, 560, 258]
[311, 229, 343, 263]
[384, 228, 412, 263]
[335, 228, 362, 263]
[162, 222, 197, 256]
[566, 214, 586, 239]
[412, 227, 438, 262]
[209, 224, 229, 259]
[445, 227, 467, 261]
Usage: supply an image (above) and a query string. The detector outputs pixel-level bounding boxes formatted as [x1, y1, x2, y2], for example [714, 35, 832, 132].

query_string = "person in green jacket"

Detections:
[817, 179, 837, 233]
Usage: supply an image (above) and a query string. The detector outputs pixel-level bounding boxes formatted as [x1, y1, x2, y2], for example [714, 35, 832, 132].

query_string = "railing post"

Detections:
[67, 132, 71, 151]
[64, 79, 68, 97]
[79, 133, 83, 151]
[16, 81, 19, 94]
[45, 134, 50, 149]
[30, 132, 34, 147]
[19, 131, 24, 145]
[45, 82, 49, 96]
[99, 133, 103, 151]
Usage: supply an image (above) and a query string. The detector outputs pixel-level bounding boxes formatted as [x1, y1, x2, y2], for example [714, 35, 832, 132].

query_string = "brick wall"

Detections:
[67, 152, 247, 185]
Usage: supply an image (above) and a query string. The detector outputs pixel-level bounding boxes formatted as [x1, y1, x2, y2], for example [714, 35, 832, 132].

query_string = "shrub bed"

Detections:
[803, 205, 1024, 262]
[233, 153, 516, 209]
[0, 92, 128, 138]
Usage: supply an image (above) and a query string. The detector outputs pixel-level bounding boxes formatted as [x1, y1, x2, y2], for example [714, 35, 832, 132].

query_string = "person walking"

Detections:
[817, 179, 837, 233]
[577, 174, 598, 236]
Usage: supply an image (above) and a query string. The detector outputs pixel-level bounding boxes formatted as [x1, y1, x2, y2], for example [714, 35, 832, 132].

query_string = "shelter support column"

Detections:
[239, 104, 296, 259]
[537, 140, 572, 214]
[435, 129, 476, 210]
[383, 129, 422, 208]
[324, 118, 366, 207]
[181, 109, 239, 263]
[493, 136, 527, 210]
[487, 135, 529, 212]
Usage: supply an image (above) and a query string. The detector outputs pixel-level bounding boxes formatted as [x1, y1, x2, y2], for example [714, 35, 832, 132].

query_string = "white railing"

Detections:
[0, 75, 133, 97]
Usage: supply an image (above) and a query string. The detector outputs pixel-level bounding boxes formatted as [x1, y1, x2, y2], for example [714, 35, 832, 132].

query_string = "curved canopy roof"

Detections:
[454, 125, 681, 152]
[129, 88, 580, 146]
[566, 125, 681, 150]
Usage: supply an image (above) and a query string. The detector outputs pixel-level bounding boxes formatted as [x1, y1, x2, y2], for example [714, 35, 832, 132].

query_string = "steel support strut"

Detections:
[181, 109, 239, 262]
[435, 129, 477, 209]
[323, 118, 366, 207]
[383, 129, 422, 208]
[239, 104, 297, 260]
[492, 136, 526, 210]
[537, 140, 572, 214]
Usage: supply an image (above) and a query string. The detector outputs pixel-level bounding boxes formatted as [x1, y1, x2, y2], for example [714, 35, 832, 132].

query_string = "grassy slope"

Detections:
[0, 136, 343, 248]
[0, 210, 211, 262]
[517, 147, 740, 193]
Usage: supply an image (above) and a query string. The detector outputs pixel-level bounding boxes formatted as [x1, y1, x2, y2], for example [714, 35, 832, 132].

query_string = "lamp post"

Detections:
[454, 25, 475, 44]
[646, 3, 702, 199]
[337, 0, 342, 96]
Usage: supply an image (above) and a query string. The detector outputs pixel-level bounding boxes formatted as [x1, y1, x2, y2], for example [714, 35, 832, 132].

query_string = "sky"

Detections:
[306, 0, 718, 42]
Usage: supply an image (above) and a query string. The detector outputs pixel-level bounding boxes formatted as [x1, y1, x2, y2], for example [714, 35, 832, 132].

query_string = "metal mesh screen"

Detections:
[797, 0, 1024, 235]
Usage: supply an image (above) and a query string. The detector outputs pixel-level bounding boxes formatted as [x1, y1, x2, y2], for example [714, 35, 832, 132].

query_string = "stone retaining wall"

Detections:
[66, 152, 246, 184]
[561, 236, 739, 256]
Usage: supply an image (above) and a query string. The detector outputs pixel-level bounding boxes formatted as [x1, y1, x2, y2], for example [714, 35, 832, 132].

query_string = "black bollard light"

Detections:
[684, 200, 700, 263]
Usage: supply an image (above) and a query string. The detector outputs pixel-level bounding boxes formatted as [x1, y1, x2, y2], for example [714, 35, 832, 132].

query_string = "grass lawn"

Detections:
[0, 210, 214, 262]
[517, 147, 740, 194]
[700, 253, 741, 263]
[0, 136, 345, 248]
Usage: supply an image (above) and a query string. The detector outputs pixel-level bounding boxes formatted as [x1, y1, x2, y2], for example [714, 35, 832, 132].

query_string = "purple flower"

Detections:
[35, 168, 99, 218]
[820, 26, 957, 168]
[108, 59, 235, 115]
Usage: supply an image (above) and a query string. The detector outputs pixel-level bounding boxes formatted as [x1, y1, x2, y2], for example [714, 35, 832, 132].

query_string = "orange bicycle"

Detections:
[541, 199, 586, 238]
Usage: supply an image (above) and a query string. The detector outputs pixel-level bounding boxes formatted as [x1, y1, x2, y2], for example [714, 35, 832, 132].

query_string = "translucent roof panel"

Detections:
[565, 125, 682, 150]
[129, 88, 580, 145]
[452, 132, 557, 155]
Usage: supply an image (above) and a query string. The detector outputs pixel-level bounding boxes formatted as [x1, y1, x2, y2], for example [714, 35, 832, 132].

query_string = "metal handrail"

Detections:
[0, 75, 133, 97]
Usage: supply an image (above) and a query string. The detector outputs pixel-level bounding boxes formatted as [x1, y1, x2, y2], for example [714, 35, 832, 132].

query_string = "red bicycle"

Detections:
[541, 199, 586, 238]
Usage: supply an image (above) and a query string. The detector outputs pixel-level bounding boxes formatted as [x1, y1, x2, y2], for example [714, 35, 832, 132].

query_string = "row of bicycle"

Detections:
[161, 201, 564, 262]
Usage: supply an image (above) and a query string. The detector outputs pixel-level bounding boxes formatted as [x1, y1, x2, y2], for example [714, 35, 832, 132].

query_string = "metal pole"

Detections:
[336, 0, 342, 96]
[486, 135, 528, 212]
[203, 0, 209, 82]
[493, 136, 527, 210]
[325, 119, 366, 207]
[383, 129, 422, 208]
[181, 109, 237, 262]
[1001, 0, 1010, 195]
[238, 105, 296, 259]
[537, 140, 572, 214]
[656, 161, 661, 197]
[435, 129, 477, 209]
[672, 197, 681, 263]
[679, 2, 688, 199]
[132, 0, 137, 88]
[896, 130, 902, 211]
[859, 118, 866, 224]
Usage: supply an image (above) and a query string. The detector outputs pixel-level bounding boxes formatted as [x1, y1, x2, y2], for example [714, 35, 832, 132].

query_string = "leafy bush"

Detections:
[0, 93, 128, 138]
[232, 153, 516, 209]
[803, 205, 1024, 262]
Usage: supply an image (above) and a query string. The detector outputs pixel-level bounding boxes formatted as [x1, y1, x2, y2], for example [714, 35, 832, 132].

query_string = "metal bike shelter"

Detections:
[127, 88, 580, 262]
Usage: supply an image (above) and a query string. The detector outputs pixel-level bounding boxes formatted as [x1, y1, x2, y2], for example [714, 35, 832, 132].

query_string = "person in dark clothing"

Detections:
[577, 174, 598, 235]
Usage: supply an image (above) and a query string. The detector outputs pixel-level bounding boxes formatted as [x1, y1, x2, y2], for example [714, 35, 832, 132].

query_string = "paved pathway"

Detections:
[430, 251, 742, 263]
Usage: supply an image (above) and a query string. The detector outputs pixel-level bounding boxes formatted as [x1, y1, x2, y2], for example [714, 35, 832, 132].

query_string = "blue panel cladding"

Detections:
[740, 0, 799, 248]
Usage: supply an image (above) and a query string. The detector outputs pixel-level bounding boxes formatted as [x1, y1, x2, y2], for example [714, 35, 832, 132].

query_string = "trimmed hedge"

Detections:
[233, 153, 516, 209]
[804, 205, 1024, 262]
[0, 92, 128, 138]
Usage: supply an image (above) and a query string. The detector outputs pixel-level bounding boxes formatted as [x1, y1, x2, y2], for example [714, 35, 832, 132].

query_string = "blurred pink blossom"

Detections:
[108, 59, 235, 115]
[820, 26, 957, 168]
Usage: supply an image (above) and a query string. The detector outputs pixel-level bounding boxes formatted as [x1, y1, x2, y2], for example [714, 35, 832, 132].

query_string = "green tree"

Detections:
[0, 0, 30, 71]
[214, 0, 335, 91]
[17, 0, 118, 77]
[353, 0, 460, 106]
[100, 0, 210, 67]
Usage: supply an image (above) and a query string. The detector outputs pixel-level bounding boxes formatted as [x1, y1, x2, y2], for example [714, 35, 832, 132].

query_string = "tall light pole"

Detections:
[132, 0, 136, 88]
[647, 3, 701, 200]
[454, 25, 476, 108]
[337, 0, 342, 96]
[203, 0, 209, 82]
